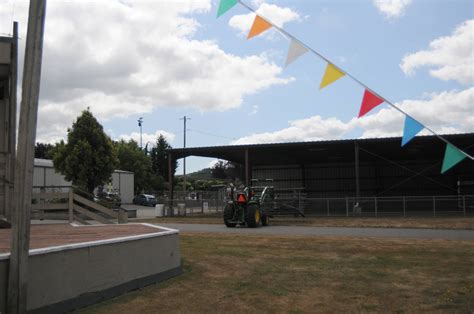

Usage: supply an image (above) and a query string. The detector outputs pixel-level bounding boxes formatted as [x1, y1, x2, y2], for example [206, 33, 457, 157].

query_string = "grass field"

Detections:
[79, 233, 474, 313]
[136, 215, 474, 230]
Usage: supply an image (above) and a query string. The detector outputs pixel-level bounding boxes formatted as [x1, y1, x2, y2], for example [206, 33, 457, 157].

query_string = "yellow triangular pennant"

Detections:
[319, 63, 345, 89]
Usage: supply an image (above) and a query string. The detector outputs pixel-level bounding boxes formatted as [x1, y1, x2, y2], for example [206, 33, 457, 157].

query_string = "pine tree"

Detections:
[52, 109, 117, 193]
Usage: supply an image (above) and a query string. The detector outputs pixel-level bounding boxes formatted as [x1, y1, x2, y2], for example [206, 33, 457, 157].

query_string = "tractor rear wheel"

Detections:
[223, 204, 237, 227]
[261, 214, 269, 226]
[246, 204, 261, 228]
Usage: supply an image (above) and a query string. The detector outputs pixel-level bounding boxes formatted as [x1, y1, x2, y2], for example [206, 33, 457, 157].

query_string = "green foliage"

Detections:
[115, 139, 153, 194]
[211, 160, 227, 179]
[35, 142, 55, 159]
[150, 134, 177, 180]
[186, 167, 213, 180]
[211, 160, 244, 181]
[52, 109, 117, 193]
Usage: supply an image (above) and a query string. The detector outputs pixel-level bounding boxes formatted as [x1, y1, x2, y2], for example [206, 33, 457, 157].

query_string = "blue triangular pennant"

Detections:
[401, 116, 424, 146]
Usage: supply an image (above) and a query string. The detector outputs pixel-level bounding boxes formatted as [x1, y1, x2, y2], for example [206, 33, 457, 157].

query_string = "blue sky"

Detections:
[0, 0, 472, 173]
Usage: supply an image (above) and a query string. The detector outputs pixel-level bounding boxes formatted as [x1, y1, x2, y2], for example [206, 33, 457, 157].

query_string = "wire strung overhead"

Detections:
[217, 0, 473, 173]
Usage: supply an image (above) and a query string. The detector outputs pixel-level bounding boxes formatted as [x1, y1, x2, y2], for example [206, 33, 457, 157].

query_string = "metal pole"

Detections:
[8, 1, 47, 312]
[462, 195, 466, 217]
[403, 196, 406, 217]
[180, 116, 190, 200]
[245, 148, 250, 186]
[168, 152, 174, 216]
[433, 196, 436, 217]
[374, 197, 378, 217]
[354, 141, 360, 207]
[138, 117, 143, 149]
[345, 197, 349, 217]
[326, 199, 330, 216]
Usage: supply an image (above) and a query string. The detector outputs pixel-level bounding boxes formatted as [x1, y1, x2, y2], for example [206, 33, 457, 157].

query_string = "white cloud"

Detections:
[358, 87, 474, 138]
[249, 105, 259, 115]
[372, 0, 412, 19]
[118, 130, 176, 146]
[232, 88, 474, 144]
[0, 1, 291, 143]
[231, 115, 354, 145]
[229, 3, 300, 37]
[400, 20, 474, 85]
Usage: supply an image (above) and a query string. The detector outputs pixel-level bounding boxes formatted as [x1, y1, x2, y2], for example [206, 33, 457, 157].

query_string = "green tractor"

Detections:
[223, 180, 274, 228]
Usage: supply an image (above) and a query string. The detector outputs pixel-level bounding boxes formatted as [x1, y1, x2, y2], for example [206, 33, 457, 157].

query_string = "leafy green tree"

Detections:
[52, 109, 117, 193]
[211, 160, 227, 179]
[115, 139, 153, 194]
[34, 142, 55, 159]
[150, 134, 177, 181]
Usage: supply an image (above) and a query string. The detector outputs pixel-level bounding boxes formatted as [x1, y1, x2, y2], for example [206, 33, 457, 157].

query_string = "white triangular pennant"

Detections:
[285, 39, 309, 67]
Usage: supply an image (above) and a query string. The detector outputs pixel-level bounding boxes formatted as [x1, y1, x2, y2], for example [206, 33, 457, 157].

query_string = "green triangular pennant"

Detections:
[217, 0, 238, 18]
[441, 144, 467, 173]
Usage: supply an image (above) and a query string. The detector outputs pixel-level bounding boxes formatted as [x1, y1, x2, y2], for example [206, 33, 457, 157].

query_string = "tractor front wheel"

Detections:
[246, 204, 261, 228]
[223, 204, 237, 227]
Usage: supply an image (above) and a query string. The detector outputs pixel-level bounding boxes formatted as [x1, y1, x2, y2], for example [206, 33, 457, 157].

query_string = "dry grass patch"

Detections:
[137, 216, 474, 229]
[78, 233, 474, 313]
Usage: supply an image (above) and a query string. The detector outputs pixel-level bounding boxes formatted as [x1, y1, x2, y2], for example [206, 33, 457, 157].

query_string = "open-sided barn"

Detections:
[168, 133, 474, 216]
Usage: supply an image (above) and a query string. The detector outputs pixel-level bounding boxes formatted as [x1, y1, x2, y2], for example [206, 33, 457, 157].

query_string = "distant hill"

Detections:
[180, 168, 213, 180]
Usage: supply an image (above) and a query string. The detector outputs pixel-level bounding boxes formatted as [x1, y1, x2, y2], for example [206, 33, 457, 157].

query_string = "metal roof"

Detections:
[168, 133, 474, 167]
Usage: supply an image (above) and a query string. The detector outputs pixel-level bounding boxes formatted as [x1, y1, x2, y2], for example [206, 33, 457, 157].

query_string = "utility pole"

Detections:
[180, 116, 190, 200]
[138, 117, 143, 149]
[8, 1, 47, 313]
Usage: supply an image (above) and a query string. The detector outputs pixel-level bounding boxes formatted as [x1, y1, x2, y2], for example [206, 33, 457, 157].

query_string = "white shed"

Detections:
[33, 159, 135, 204]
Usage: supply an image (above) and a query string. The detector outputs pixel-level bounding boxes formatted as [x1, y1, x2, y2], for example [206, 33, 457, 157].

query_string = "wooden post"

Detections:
[68, 188, 74, 223]
[118, 208, 128, 224]
[5, 22, 18, 222]
[8, 1, 47, 313]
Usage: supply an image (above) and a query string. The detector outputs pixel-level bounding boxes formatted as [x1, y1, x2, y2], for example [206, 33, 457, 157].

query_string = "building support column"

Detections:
[245, 148, 250, 186]
[354, 141, 360, 207]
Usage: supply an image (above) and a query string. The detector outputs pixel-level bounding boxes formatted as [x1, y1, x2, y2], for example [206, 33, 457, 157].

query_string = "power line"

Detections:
[188, 128, 237, 141]
[237, 0, 474, 161]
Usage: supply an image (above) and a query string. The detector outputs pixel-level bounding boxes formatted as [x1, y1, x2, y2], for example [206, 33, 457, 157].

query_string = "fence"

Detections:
[279, 195, 474, 217]
[163, 194, 474, 217]
[31, 187, 128, 224]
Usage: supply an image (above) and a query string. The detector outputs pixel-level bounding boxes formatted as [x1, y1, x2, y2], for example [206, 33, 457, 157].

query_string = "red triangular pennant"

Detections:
[358, 89, 384, 117]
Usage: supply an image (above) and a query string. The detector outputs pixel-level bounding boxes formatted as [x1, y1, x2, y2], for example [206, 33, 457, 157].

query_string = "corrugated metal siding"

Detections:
[252, 159, 462, 198]
[253, 165, 303, 190]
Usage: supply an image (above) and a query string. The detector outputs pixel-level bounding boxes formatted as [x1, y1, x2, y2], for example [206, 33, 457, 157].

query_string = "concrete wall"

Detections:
[0, 225, 181, 313]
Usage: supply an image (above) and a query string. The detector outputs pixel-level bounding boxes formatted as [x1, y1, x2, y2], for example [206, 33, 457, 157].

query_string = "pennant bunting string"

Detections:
[218, 0, 473, 165]
[217, 0, 238, 18]
[320, 63, 345, 89]
[285, 39, 309, 67]
[401, 116, 424, 146]
[441, 144, 467, 173]
[247, 15, 272, 39]
[358, 89, 384, 118]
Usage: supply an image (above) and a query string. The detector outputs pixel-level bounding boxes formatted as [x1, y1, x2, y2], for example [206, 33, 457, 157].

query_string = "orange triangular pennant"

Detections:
[247, 15, 272, 39]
